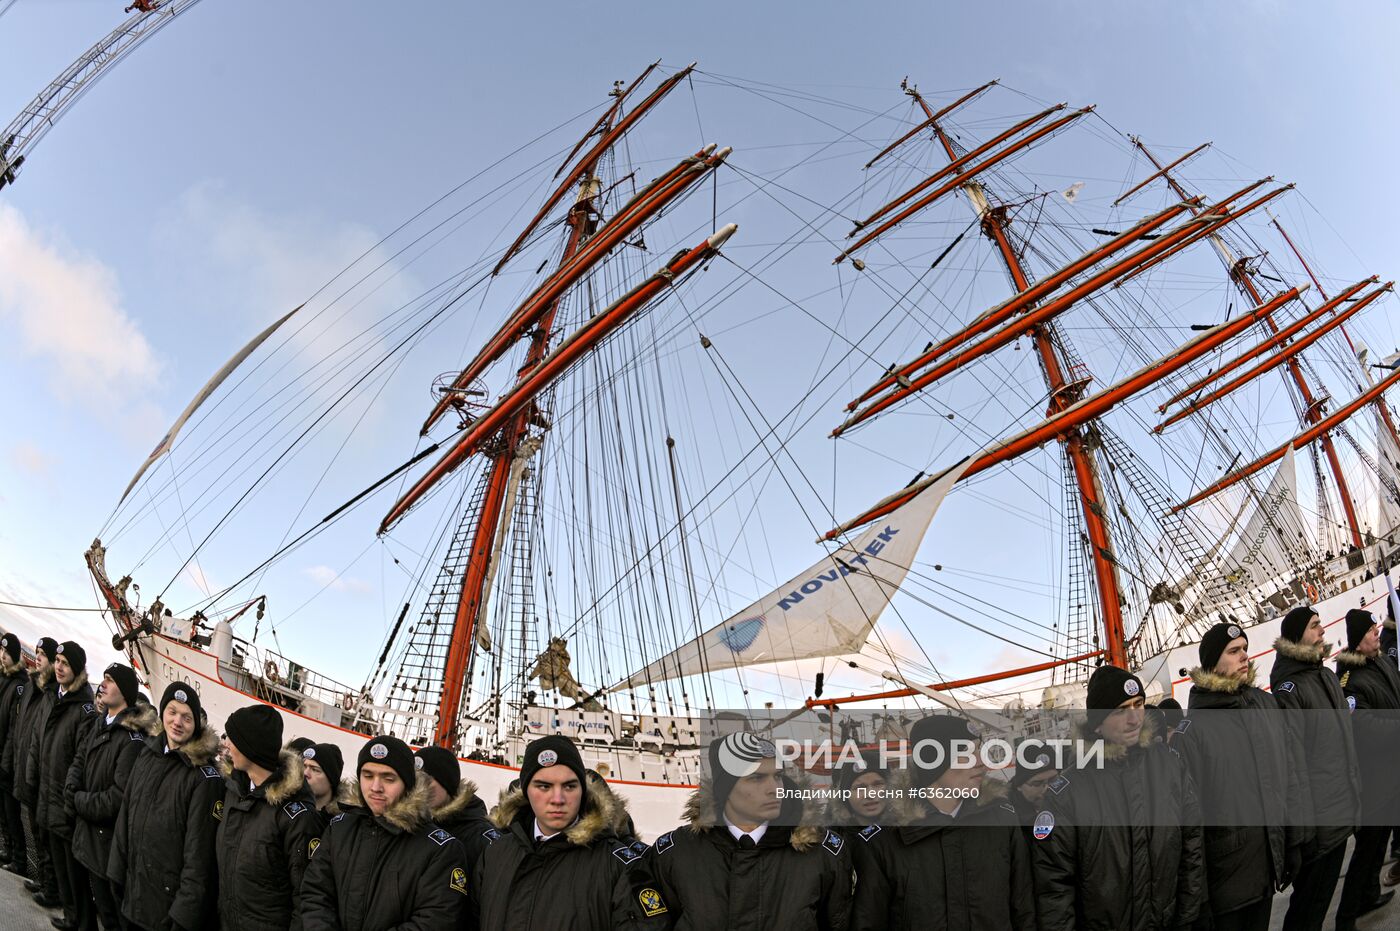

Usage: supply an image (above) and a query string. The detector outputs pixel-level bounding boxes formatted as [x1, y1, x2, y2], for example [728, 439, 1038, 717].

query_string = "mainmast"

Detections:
[902, 85, 1129, 667]
[1132, 139, 1366, 550]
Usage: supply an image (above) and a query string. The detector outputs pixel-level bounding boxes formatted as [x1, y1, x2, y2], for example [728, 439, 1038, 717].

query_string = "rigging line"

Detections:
[0, 599, 104, 612]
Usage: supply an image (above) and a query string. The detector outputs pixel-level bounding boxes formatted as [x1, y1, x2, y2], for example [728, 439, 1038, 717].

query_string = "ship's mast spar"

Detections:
[1132, 139, 1366, 550]
[0, 0, 206, 192]
[901, 85, 1130, 667]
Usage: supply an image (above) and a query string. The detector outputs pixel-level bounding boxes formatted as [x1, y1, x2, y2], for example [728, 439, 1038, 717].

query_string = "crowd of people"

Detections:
[0, 601, 1395, 929]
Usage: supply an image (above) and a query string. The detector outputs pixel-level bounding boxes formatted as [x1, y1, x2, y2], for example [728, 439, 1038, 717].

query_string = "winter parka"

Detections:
[1334, 646, 1400, 824]
[65, 701, 158, 877]
[645, 776, 853, 931]
[299, 779, 468, 931]
[6, 665, 53, 808]
[476, 782, 673, 931]
[0, 653, 28, 793]
[217, 749, 322, 931]
[850, 781, 1034, 931]
[109, 725, 225, 931]
[1172, 664, 1306, 916]
[1269, 636, 1362, 857]
[429, 779, 495, 877]
[1030, 718, 1206, 931]
[34, 669, 98, 836]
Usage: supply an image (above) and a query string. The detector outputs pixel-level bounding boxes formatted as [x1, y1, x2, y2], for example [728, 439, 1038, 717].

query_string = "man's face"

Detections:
[359, 762, 405, 816]
[932, 742, 987, 794]
[34, 650, 51, 674]
[1097, 697, 1146, 747]
[424, 774, 450, 810]
[303, 758, 330, 799]
[847, 772, 887, 820]
[163, 700, 195, 748]
[1018, 769, 1061, 805]
[528, 763, 583, 833]
[95, 674, 126, 714]
[53, 656, 74, 687]
[1359, 623, 1382, 657]
[1213, 637, 1250, 681]
[1302, 614, 1325, 647]
[724, 757, 784, 827]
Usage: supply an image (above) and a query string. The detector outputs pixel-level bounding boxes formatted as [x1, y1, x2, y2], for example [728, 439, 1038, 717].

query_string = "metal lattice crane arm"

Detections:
[0, 0, 205, 191]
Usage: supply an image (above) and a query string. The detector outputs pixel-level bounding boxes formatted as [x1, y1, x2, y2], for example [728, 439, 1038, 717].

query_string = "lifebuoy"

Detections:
[264, 660, 281, 684]
[341, 693, 355, 711]
[1304, 581, 1319, 602]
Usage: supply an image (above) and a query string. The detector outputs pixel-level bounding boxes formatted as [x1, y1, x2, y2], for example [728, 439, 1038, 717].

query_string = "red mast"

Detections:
[1132, 139, 1365, 549]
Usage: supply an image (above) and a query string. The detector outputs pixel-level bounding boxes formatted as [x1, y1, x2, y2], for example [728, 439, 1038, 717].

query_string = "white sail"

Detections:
[119, 305, 302, 504]
[1221, 445, 1308, 589]
[614, 457, 973, 689]
[1377, 405, 1400, 537]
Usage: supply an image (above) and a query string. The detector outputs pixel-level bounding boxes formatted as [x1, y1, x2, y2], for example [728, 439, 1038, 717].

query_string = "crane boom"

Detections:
[0, 0, 206, 191]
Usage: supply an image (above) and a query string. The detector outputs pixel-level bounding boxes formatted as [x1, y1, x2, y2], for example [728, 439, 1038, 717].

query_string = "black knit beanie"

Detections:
[1010, 743, 1059, 788]
[415, 745, 461, 797]
[0, 633, 19, 664]
[1281, 605, 1317, 644]
[1199, 621, 1247, 671]
[159, 681, 203, 730]
[908, 715, 979, 788]
[358, 735, 417, 787]
[1086, 665, 1144, 728]
[35, 637, 57, 663]
[103, 663, 140, 709]
[286, 737, 315, 755]
[55, 641, 86, 674]
[833, 748, 888, 794]
[521, 735, 589, 809]
[706, 732, 777, 812]
[225, 704, 284, 772]
[303, 743, 344, 787]
[1346, 608, 1376, 651]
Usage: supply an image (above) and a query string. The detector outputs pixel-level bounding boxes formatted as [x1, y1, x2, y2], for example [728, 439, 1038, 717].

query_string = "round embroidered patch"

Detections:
[173, 688, 189, 703]
[369, 743, 389, 760]
[1227, 624, 1242, 639]
[537, 749, 558, 767]
[1124, 679, 1141, 697]
[1033, 810, 1055, 840]
[303, 748, 316, 759]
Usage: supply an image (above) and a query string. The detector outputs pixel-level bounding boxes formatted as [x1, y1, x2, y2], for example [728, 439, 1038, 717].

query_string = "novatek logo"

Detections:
[715, 732, 777, 777]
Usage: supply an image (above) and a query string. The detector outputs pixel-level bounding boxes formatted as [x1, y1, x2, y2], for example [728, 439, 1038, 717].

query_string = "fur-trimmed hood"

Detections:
[55, 669, 89, 699]
[1, 654, 24, 678]
[584, 772, 636, 839]
[1273, 637, 1331, 665]
[1187, 662, 1256, 695]
[116, 701, 159, 736]
[1074, 712, 1159, 762]
[680, 775, 825, 852]
[153, 723, 221, 768]
[1334, 649, 1374, 671]
[341, 775, 432, 835]
[492, 777, 621, 849]
[430, 779, 483, 823]
[888, 771, 1010, 827]
[29, 665, 52, 691]
[226, 750, 305, 807]
[319, 779, 354, 816]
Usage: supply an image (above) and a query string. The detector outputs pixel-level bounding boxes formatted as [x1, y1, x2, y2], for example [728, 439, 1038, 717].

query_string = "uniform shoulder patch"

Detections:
[1347, 695, 1357, 711]
[857, 824, 882, 843]
[1032, 810, 1055, 840]
[611, 844, 641, 864]
[15, 685, 22, 696]
[283, 801, 307, 820]
[638, 886, 668, 917]
[654, 831, 674, 855]
[129, 730, 144, 741]
[307, 837, 321, 859]
[428, 828, 453, 846]
[1277, 681, 1296, 694]
[999, 802, 1016, 814]
[630, 839, 649, 855]
[1173, 718, 1193, 734]
[212, 799, 224, 821]
[821, 830, 844, 856]
[449, 866, 468, 896]
[1047, 774, 1070, 795]
[330, 813, 345, 825]
[482, 827, 501, 844]
[200, 765, 221, 779]
[82, 702, 95, 715]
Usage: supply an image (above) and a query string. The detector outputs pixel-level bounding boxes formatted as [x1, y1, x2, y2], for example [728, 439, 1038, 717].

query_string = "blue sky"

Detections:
[3, 1, 1400, 702]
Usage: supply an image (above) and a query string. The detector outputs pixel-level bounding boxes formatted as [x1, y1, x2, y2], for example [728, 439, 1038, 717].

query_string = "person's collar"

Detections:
[104, 712, 116, 726]
[533, 816, 579, 842]
[724, 814, 769, 845]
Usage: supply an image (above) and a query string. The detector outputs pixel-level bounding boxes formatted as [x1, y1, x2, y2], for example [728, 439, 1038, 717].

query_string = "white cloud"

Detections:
[0, 204, 161, 406]
[303, 564, 372, 594]
[8, 440, 56, 477]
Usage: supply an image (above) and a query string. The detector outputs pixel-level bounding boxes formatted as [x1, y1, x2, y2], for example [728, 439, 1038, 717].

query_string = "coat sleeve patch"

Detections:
[1032, 810, 1055, 840]
[482, 827, 501, 844]
[1347, 695, 1357, 711]
[1047, 774, 1070, 795]
[308, 837, 321, 859]
[638, 887, 668, 917]
[822, 830, 844, 856]
[129, 730, 144, 741]
[449, 867, 468, 896]
[1173, 718, 1193, 734]
[611, 844, 640, 864]
[200, 765, 221, 779]
[212, 799, 224, 821]
[428, 828, 452, 846]
[654, 831, 673, 855]
[82, 702, 96, 715]
[630, 839, 649, 855]
[284, 801, 307, 819]
[330, 813, 345, 825]
[1277, 680, 1296, 694]
[857, 824, 881, 843]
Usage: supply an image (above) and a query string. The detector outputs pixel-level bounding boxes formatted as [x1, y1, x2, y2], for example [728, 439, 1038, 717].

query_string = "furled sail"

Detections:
[119, 305, 302, 504]
[1220, 445, 1309, 589]
[613, 456, 972, 690]
[1377, 404, 1400, 537]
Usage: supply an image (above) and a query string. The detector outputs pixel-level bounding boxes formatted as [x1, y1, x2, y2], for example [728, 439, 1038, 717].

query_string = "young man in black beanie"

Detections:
[109, 680, 223, 931]
[828, 747, 890, 828]
[216, 703, 321, 931]
[1008, 743, 1060, 829]
[300, 742, 346, 824]
[477, 734, 674, 930]
[416, 744, 493, 874]
[644, 731, 850, 930]
[852, 714, 1033, 931]
[0, 632, 29, 876]
[1032, 664, 1205, 930]
[9, 636, 59, 905]
[1332, 608, 1400, 929]
[1270, 603, 1362, 931]
[67, 662, 154, 931]
[300, 734, 467, 931]
[1172, 621, 1305, 931]
[34, 640, 99, 931]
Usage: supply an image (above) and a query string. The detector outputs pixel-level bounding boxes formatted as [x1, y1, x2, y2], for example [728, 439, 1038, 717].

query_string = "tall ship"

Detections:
[84, 67, 1400, 836]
